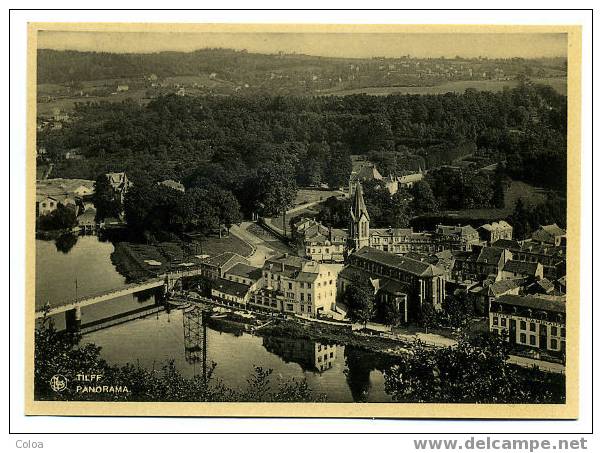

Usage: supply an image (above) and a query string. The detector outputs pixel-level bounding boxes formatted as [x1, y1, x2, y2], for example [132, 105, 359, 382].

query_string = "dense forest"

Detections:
[39, 82, 566, 231]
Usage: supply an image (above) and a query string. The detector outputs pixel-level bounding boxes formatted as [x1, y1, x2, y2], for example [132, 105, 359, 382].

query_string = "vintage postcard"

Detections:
[25, 23, 581, 418]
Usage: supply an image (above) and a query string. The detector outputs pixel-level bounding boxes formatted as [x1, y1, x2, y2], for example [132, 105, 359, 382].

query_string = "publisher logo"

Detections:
[49, 374, 68, 392]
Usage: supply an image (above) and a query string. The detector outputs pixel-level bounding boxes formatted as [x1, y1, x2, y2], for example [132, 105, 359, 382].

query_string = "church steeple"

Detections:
[349, 182, 370, 251]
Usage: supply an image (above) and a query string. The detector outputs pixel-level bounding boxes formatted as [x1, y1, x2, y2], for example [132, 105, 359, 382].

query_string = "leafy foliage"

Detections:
[343, 281, 375, 326]
[36, 204, 77, 231]
[384, 333, 565, 403]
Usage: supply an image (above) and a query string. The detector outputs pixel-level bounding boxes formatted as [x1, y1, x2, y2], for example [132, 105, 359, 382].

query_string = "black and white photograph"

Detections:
[24, 21, 581, 419]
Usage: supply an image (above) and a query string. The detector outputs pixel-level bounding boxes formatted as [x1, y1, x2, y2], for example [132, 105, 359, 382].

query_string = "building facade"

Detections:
[489, 294, 566, 356]
[251, 253, 337, 317]
[338, 246, 446, 322]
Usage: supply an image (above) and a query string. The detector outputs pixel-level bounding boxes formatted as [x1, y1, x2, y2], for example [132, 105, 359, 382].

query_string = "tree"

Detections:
[325, 147, 351, 189]
[343, 281, 375, 327]
[442, 292, 473, 329]
[376, 297, 401, 326]
[92, 174, 121, 220]
[384, 333, 564, 403]
[410, 180, 437, 214]
[254, 162, 297, 236]
[418, 302, 437, 333]
[509, 198, 533, 240]
[37, 203, 78, 231]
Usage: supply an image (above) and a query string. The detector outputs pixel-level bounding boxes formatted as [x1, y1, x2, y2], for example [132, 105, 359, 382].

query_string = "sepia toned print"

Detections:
[26, 23, 581, 418]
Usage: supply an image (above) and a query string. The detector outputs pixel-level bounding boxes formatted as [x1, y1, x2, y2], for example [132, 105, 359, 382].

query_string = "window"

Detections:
[520, 321, 527, 330]
[330, 352, 334, 358]
[530, 322, 536, 332]
[551, 339, 558, 349]
[300, 282, 304, 289]
[520, 333, 527, 343]
[308, 294, 312, 302]
[307, 283, 311, 289]
[300, 293, 304, 301]
[288, 282, 292, 290]
[529, 335, 536, 346]
[561, 328, 566, 338]
[551, 326, 558, 336]
[493, 317, 499, 326]
[501, 318, 507, 327]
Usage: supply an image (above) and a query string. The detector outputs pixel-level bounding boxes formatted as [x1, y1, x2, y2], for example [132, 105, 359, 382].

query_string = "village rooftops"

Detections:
[482, 278, 524, 297]
[212, 277, 251, 298]
[226, 263, 263, 282]
[264, 253, 320, 281]
[436, 224, 478, 237]
[491, 239, 522, 250]
[479, 220, 512, 231]
[352, 246, 445, 277]
[503, 260, 541, 276]
[496, 294, 566, 314]
[370, 227, 414, 237]
[37, 178, 95, 198]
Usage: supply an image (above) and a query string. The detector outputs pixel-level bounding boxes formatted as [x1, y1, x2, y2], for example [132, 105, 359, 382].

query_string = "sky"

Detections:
[37, 30, 567, 59]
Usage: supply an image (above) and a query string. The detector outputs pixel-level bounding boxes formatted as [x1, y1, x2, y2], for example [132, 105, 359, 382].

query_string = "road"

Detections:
[508, 355, 565, 374]
[229, 222, 280, 267]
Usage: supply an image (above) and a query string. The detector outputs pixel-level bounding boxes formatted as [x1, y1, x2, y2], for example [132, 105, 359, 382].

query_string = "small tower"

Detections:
[349, 182, 370, 251]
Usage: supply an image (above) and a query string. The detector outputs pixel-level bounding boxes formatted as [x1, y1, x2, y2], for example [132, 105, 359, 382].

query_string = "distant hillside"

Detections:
[37, 48, 567, 88]
[36, 48, 348, 84]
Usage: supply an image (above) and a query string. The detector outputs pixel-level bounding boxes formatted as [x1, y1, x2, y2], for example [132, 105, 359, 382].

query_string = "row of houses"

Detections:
[192, 251, 339, 318]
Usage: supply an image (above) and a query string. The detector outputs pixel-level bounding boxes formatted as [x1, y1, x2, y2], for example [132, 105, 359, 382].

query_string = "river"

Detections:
[35, 235, 395, 402]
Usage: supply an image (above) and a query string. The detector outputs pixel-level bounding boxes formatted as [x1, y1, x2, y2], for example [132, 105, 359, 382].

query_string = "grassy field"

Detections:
[320, 77, 567, 97]
[111, 234, 254, 281]
[293, 188, 344, 206]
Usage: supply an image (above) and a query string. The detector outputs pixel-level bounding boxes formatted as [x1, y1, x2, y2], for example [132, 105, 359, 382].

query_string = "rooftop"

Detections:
[496, 294, 566, 314]
[212, 277, 252, 298]
[503, 260, 541, 275]
[352, 246, 445, 277]
[225, 263, 263, 281]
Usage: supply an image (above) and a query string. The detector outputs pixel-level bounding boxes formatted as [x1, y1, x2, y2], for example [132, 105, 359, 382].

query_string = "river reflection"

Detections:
[36, 236, 161, 330]
[85, 307, 395, 402]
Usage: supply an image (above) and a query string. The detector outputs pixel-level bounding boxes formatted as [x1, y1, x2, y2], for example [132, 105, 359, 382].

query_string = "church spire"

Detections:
[351, 181, 370, 222]
[349, 181, 370, 252]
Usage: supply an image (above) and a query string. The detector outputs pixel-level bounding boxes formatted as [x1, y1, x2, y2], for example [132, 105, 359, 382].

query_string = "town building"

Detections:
[451, 245, 513, 283]
[251, 253, 337, 317]
[348, 158, 424, 196]
[198, 252, 250, 280]
[489, 294, 566, 356]
[478, 220, 513, 244]
[106, 172, 132, 204]
[468, 278, 523, 316]
[531, 224, 566, 246]
[291, 218, 347, 263]
[338, 246, 447, 322]
[435, 224, 481, 251]
[36, 195, 59, 217]
[223, 263, 263, 291]
[492, 239, 566, 281]
[210, 278, 254, 307]
[501, 260, 544, 281]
